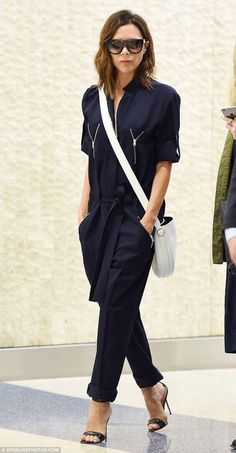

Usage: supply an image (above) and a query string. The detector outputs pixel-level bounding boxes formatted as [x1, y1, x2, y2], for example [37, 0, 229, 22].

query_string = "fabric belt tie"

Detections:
[89, 186, 133, 303]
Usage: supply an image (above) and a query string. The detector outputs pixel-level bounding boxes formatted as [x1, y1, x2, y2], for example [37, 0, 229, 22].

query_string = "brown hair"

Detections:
[94, 10, 156, 97]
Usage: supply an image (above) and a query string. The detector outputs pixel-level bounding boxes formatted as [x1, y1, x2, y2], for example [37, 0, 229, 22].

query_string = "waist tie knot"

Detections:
[100, 186, 134, 212]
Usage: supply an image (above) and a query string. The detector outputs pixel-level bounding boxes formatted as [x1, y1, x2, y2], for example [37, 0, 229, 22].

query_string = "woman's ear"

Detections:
[143, 41, 149, 54]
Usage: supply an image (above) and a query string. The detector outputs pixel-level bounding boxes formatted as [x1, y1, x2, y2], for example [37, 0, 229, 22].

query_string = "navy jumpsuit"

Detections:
[78, 77, 181, 402]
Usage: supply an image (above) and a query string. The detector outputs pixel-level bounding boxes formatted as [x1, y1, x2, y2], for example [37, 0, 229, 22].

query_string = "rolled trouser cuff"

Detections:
[87, 383, 117, 402]
[225, 329, 236, 353]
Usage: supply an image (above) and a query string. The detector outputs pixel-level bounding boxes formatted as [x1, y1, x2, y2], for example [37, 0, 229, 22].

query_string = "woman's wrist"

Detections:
[144, 210, 157, 224]
[78, 207, 88, 222]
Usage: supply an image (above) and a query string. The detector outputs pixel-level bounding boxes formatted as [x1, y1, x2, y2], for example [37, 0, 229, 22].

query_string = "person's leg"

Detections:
[82, 214, 159, 442]
[126, 309, 169, 430]
[224, 256, 236, 449]
[224, 267, 236, 353]
[87, 262, 152, 401]
[87, 211, 156, 400]
[87, 258, 168, 435]
[81, 261, 151, 443]
[126, 309, 163, 387]
[80, 400, 112, 444]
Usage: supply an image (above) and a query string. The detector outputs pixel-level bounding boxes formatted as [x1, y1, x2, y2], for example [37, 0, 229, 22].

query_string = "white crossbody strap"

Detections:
[98, 86, 161, 228]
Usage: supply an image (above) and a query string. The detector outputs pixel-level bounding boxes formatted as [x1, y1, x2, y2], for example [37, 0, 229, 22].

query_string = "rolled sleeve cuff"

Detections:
[154, 136, 180, 163]
[224, 228, 236, 241]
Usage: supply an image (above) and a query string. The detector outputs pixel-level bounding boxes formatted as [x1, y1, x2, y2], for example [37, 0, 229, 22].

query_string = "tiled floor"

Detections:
[0, 368, 236, 452]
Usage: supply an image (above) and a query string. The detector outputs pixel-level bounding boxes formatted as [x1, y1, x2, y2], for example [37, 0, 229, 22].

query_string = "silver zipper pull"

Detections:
[133, 141, 137, 165]
[130, 129, 144, 165]
[92, 141, 95, 158]
[87, 123, 100, 159]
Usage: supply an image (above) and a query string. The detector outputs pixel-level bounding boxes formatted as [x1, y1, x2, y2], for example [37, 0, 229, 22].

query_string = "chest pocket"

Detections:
[127, 126, 156, 166]
[87, 123, 101, 159]
[129, 128, 145, 165]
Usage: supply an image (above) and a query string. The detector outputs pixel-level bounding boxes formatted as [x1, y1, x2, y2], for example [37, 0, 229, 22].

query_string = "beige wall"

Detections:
[0, 0, 236, 347]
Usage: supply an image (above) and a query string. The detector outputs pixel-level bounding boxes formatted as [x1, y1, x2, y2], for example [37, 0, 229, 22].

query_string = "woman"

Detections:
[223, 107, 236, 453]
[212, 45, 236, 450]
[78, 10, 180, 444]
[222, 112, 236, 453]
[213, 45, 236, 354]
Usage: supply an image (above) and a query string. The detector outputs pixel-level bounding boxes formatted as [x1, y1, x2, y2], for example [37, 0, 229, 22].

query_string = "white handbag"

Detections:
[98, 86, 176, 278]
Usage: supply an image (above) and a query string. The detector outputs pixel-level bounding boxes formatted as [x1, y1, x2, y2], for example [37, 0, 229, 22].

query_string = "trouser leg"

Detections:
[225, 266, 236, 353]
[87, 266, 146, 402]
[126, 309, 163, 387]
[87, 247, 162, 402]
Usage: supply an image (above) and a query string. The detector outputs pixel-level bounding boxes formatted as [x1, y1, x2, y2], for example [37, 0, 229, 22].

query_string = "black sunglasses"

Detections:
[106, 38, 146, 54]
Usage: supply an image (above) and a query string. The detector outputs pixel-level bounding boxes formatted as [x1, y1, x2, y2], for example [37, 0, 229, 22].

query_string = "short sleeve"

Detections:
[153, 90, 181, 164]
[80, 89, 90, 156]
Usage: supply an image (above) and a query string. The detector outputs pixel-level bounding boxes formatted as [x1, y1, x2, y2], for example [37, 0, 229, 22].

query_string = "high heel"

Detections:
[161, 383, 172, 415]
[80, 399, 111, 444]
[147, 382, 171, 432]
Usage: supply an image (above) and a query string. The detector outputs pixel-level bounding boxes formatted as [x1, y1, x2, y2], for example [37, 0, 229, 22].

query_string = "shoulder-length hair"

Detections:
[94, 10, 156, 97]
[229, 44, 236, 105]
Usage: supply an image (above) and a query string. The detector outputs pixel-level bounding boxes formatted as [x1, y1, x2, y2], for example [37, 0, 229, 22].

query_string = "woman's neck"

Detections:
[115, 72, 135, 97]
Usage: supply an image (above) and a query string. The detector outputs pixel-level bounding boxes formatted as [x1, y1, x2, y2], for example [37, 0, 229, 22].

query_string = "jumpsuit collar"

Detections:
[122, 75, 142, 93]
[107, 75, 143, 101]
[106, 76, 141, 119]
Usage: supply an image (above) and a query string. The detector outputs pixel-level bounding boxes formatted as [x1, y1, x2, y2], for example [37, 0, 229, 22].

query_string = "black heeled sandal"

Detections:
[231, 439, 236, 450]
[148, 382, 171, 432]
[80, 431, 107, 444]
[80, 398, 110, 444]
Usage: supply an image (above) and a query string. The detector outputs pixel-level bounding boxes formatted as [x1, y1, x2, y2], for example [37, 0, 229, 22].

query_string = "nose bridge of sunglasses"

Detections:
[114, 40, 130, 52]
[121, 42, 130, 53]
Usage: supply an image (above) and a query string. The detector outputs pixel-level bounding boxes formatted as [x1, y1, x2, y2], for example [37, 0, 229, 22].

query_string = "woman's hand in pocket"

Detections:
[139, 212, 156, 235]
[78, 210, 88, 226]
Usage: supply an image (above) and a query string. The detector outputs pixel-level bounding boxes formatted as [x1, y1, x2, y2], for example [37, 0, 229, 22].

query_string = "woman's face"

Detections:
[109, 23, 148, 78]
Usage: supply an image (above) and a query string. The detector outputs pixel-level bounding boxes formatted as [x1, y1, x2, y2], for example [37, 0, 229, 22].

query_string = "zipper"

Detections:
[130, 129, 144, 164]
[114, 95, 124, 137]
[115, 111, 118, 137]
[87, 123, 100, 158]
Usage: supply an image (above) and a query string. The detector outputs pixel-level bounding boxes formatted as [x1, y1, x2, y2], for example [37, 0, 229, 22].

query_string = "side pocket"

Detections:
[136, 215, 154, 248]
[78, 212, 91, 236]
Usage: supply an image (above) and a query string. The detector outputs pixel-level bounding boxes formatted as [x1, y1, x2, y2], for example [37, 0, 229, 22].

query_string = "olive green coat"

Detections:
[212, 132, 234, 264]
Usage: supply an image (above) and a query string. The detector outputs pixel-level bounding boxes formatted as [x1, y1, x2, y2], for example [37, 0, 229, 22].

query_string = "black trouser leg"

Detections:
[87, 254, 162, 402]
[126, 309, 163, 387]
[225, 266, 236, 353]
